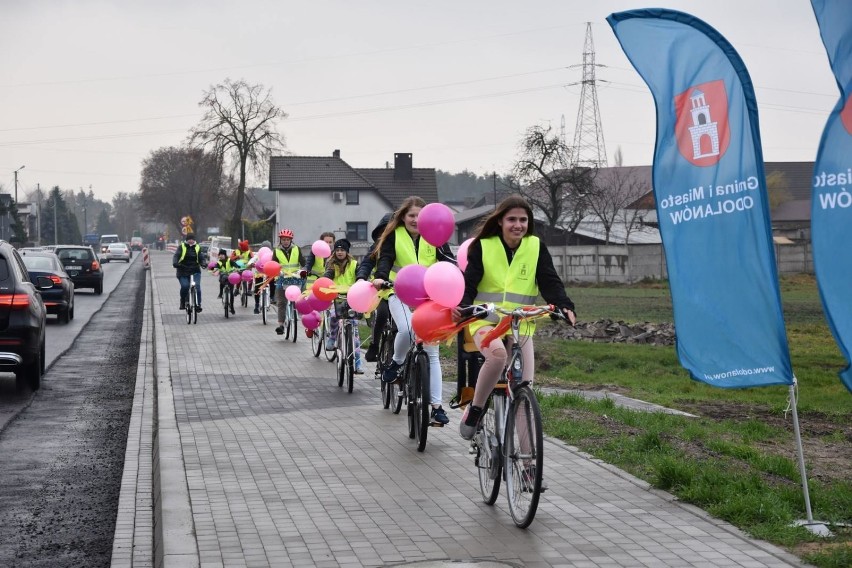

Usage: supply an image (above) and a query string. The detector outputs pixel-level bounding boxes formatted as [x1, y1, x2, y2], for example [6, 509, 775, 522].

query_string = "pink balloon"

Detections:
[302, 311, 320, 330]
[394, 264, 429, 307]
[456, 238, 474, 271]
[423, 261, 464, 308]
[295, 297, 313, 315]
[418, 203, 455, 247]
[241, 270, 254, 281]
[228, 272, 241, 285]
[285, 285, 302, 302]
[207, 261, 218, 270]
[255, 259, 266, 271]
[307, 293, 332, 312]
[311, 240, 331, 259]
[347, 279, 378, 313]
[256, 246, 272, 260]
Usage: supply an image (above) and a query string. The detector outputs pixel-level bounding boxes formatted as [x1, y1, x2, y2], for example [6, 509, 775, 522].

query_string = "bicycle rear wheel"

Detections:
[476, 394, 502, 505]
[224, 287, 232, 318]
[261, 289, 268, 325]
[284, 303, 292, 340]
[504, 385, 544, 528]
[379, 332, 393, 409]
[409, 351, 430, 452]
[241, 281, 249, 307]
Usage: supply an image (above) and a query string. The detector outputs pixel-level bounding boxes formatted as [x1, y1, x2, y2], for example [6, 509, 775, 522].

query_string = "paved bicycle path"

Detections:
[142, 252, 807, 568]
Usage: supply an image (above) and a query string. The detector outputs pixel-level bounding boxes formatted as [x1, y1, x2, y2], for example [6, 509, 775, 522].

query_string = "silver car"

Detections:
[103, 242, 131, 263]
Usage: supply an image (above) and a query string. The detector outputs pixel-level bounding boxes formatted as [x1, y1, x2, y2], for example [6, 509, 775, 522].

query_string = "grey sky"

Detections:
[1, 0, 837, 203]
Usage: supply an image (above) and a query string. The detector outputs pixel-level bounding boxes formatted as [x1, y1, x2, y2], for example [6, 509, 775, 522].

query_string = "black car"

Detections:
[20, 250, 75, 324]
[0, 240, 49, 390]
[53, 245, 103, 295]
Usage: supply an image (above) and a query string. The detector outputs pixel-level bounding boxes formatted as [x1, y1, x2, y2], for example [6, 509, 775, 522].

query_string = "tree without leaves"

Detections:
[139, 146, 233, 239]
[189, 79, 286, 248]
[509, 125, 596, 242]
[586, 166, 651, 244]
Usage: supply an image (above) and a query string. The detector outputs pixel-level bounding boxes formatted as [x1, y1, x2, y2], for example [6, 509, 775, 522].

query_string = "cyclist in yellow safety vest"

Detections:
[212, 248, 238, 314]
[321, 239, 364, 373]
[371, 196, 456, 426]
[172, 233, 205, 312]
[301, 231, 335, 287]
[451, 195, 576, 442]
[273, 228, 304, 335]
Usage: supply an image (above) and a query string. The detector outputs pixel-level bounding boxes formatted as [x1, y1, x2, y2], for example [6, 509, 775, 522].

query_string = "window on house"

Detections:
[346, 189, 359, 205]
[346, 222, 368, 242]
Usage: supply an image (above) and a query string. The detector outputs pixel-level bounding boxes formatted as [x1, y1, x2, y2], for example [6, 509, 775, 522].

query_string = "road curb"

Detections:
[111, 267, 156, 566]
[150, 266, 201, 568]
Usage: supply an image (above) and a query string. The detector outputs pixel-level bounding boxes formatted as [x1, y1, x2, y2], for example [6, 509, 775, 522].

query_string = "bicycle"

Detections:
[332, 293, 361, 394]
[185, 273, 199, 325]
[462, 303, 565, 529]
[222, 281, 235, 318]
[257, 278, 272, 325]
[278, 271, 302, 342]
[374, 301, 402, 413]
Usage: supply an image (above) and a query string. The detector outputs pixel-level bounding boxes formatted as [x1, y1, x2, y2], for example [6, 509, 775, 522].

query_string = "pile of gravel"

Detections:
[538, 319, 676, 346]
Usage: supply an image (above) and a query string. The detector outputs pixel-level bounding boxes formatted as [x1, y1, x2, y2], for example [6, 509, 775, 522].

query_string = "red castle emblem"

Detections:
[674, 79, 731, 167]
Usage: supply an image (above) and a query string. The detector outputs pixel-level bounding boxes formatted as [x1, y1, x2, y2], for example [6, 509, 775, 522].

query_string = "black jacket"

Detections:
[374, 230, 455, 281]
[172, 242, 206, 277]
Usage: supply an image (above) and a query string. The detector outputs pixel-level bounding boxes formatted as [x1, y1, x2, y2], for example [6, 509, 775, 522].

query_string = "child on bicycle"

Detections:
[323, 238, 364, 374]
[371, 196, 456, 426]
[451, 195, 576, 441]
[273, 229, 304, 335]
[302, 231, 335, 288]
[252, 240, 272, 313]
[212, 248, 238, 315]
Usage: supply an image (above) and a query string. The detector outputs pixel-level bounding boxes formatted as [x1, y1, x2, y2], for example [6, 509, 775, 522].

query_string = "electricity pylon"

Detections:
[571, 22, 608, 168]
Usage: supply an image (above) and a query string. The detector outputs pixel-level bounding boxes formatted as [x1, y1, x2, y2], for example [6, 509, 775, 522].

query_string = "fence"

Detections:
[348, 241, 813, 284]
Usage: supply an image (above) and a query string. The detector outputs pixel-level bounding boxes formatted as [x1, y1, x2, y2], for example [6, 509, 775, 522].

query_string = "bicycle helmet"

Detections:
[278, 229, 294, 239]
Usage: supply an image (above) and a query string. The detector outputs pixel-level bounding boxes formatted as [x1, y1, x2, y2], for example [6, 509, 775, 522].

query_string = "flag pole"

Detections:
[788, 378, 831, 536]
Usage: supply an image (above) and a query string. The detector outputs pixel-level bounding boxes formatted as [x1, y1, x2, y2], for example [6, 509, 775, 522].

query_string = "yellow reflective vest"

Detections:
[178, 243, 201, 264]
[306, 256, 325, 284]
[389, 225, 436, 280]
[469, 235, 540, 337]
[330, 260, 357, 287]
[273, 247, 301, 275]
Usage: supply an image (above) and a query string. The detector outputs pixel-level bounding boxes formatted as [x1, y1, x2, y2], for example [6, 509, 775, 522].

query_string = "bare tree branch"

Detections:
[189, 78, 286, 247]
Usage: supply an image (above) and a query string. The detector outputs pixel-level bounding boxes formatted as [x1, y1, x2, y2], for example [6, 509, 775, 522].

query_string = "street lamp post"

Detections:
[13, 165, 25, 204]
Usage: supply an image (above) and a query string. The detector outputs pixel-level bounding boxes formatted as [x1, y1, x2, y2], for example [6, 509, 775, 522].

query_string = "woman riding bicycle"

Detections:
[323, 238, 364, 374]
[452, 194, 576, 440]
[372, 196, 456, 426]
[273, 228, 304, 335]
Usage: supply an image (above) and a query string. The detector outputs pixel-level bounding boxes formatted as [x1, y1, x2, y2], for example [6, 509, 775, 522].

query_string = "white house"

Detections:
[268, 150, 439, 246]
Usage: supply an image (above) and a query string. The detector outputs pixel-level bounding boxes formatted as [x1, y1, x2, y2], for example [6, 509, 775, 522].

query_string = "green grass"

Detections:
[532, 275, 852, 567]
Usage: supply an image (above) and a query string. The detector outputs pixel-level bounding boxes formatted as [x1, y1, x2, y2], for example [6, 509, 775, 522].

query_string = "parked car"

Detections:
[0, 240, 48, 390]
[20, 250, 74, 324]
[103, 242, 131, 263]
[53, 245, 103, 295]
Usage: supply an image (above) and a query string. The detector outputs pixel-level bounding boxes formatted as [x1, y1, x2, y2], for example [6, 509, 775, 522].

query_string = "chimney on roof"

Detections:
[333, 149, 340, 158]
[394, 153, 412, 180]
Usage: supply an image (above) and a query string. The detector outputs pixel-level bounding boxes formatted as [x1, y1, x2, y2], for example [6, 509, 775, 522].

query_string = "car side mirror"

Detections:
[36, 276, 54, 290]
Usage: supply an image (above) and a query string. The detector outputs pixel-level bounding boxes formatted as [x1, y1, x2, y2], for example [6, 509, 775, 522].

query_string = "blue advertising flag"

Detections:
[607, 9, 793, 388]
[810, 0, 852, 393]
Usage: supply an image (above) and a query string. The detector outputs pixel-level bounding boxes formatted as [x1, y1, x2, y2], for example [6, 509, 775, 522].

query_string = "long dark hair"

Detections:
[373, 196, 427, 259]
[472, 194, 536, 242]
[327, 250, 354, 276]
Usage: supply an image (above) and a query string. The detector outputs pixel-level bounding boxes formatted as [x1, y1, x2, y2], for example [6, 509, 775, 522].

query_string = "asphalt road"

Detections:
[0, 257, 144, 567]
[0, 255, 135, 431]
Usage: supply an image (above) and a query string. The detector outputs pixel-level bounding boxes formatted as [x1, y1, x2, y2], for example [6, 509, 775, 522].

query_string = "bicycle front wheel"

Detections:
[476, 395, 502, 505]
[261, 290, 268, 325]
[224, 287, 232, 319]
[323, 314, 335, 361]
[311, 314, 323, 357]
[504, 385, 544, 528]
[289, 306, 298, 343]
[336, 328, 346, 388]
[410, 351, 430, 452]
[344, 324, 354, 393]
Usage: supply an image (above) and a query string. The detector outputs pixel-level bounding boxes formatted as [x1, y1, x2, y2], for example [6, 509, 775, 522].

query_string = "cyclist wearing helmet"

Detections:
[251, 239, 273, 313]
[273, 229, 304, 335]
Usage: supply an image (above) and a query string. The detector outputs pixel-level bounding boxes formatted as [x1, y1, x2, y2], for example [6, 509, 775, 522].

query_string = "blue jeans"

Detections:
[178, 272, 202, 305]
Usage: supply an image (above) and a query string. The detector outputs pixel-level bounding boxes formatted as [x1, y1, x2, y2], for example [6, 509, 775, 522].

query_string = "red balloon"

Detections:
[311, 277, 337, 302]
[263, 261, 281, 278]
[411, 300, 456, 343]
